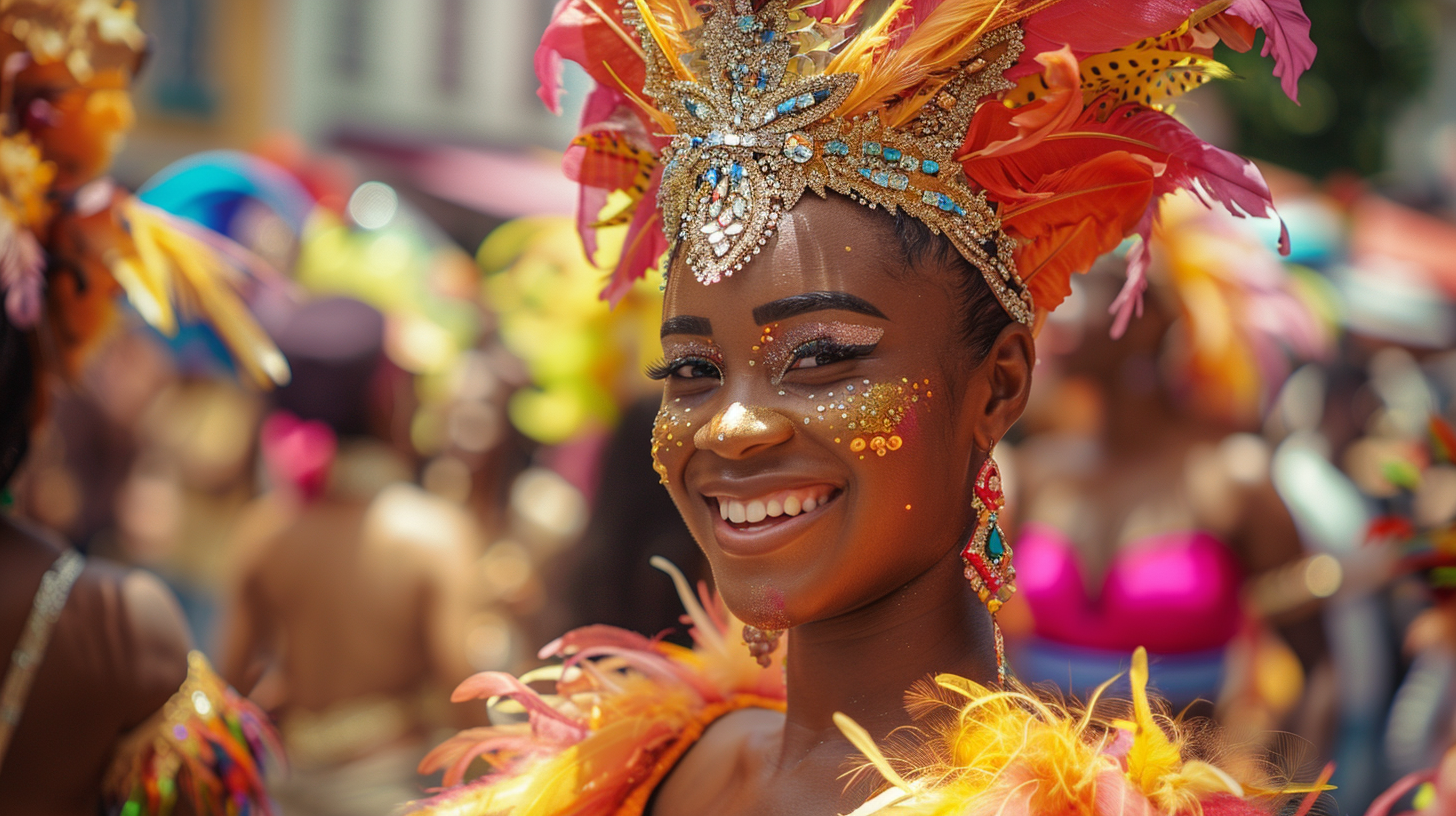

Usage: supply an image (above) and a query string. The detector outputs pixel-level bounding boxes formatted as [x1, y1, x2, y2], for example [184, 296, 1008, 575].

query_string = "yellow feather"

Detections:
[651, 556, 727, 653]
[119, 205, 178, 334]
[633, 0, 694, 81]
[124, 201, 290, 387]
[833, 712, 914, 793]
[834, 0, 1052, 118]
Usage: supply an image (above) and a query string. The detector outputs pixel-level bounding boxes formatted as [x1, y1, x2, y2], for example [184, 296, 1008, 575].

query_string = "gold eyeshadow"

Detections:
[757, 321, 884, 381]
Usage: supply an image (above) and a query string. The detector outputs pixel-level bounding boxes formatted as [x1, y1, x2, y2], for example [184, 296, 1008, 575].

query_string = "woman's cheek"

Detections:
[794, 376, 931, 461]
[650, 396, 700, 486]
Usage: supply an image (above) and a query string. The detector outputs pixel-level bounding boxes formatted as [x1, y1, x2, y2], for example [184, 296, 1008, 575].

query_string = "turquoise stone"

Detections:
[987, 525, 1005, 563]
[921, 159, 940, 174]
[883, 147, 903, 162]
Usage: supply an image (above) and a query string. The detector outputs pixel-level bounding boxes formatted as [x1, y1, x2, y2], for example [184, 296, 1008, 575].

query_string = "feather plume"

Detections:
[1223, 0, 1313, 102]
[835, 0, 1046, 118]
[1001, 153, 1158, 312]
[536, 0, 649, 115]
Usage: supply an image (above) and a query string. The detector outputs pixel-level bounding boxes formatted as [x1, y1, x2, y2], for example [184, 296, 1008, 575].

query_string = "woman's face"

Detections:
[654, 194, 1021, 629]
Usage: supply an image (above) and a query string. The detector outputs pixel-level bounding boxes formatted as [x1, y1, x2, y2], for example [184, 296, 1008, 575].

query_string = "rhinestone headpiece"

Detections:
[639, 0, 1035, 324]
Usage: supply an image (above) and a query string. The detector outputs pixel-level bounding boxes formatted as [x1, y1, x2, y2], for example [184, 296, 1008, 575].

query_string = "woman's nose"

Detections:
[694, 401, 794, 459]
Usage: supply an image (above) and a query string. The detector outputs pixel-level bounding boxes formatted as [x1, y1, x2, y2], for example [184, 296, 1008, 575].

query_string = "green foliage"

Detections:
[1214, 0, 1436, 177]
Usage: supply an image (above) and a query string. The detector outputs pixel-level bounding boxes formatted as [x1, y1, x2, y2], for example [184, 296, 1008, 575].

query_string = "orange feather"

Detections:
[1001, 152, 1157, 310]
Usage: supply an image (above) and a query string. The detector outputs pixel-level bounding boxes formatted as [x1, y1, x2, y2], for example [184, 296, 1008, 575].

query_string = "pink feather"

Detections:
[1225, 0, 1315, 103]
[1015, 0, 1207, 75]
[540, 624, 661, 659]
[449, 672, 590, 743]
[0, 220, 45, 329]
[600, 164, 666, 306]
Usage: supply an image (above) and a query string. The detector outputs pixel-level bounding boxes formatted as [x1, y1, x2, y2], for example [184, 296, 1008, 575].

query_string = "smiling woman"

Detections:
[408, 1, 1327, 815]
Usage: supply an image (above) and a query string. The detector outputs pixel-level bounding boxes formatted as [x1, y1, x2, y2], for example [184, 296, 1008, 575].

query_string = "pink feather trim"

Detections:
[1225, 0, 1315, 103]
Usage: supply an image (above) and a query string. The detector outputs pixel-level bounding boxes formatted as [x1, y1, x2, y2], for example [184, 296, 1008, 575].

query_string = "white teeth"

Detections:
[716, 490, 833, 525]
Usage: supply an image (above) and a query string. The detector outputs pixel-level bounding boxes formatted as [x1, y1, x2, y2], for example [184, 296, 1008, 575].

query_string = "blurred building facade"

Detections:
[116, 0, 584, 239]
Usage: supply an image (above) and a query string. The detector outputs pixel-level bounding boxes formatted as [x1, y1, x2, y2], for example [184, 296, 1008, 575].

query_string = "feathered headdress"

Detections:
[538, 0, 1314, 331]
[0, 0, 289, 387]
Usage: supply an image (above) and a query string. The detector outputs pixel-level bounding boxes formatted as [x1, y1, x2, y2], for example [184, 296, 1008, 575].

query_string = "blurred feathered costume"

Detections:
[0, 3, 281, 814]
[409, 561, 1326, 815]
[0, 0, 288, 387]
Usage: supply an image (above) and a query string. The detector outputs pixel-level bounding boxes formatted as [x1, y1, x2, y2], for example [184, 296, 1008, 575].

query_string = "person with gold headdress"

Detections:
[0, 3, 286, 814]
[408, 1, 1331, 814]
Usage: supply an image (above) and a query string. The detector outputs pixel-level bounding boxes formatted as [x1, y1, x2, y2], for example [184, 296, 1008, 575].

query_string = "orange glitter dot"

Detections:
[887, 435, 903, 451]
[905, 504, 912, 511]
[850, 438, 867, 453]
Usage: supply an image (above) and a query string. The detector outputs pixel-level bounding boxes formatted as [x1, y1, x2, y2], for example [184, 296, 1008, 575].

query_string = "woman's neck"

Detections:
[777, 545, 998, 766]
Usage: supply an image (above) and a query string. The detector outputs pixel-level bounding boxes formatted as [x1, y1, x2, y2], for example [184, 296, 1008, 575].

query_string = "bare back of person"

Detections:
[223, 482, 479, 750]
[0, 515, 192, 816]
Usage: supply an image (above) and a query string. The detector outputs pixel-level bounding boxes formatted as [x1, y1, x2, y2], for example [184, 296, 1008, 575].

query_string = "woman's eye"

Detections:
[786, 340, 875, 371]
[647, 357, 721, 381]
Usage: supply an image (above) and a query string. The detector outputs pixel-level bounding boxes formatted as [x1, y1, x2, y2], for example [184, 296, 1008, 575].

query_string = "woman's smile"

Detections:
[702, 483, 844, 555]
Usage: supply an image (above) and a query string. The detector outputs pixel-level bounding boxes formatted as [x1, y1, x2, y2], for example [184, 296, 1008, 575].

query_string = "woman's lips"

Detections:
[703, 485, 841, 556]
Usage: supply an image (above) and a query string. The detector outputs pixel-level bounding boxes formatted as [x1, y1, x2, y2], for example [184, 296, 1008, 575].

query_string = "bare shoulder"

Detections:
[79, 562, 193, 729]
[651, 707, 784, 816]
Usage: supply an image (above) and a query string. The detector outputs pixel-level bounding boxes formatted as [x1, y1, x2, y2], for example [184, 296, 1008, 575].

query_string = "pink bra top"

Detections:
[1016, 523, 1243, 654]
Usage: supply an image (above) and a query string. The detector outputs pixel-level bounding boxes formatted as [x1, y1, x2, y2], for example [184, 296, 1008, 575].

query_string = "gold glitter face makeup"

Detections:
[650, 397, 699, 485]
[842, 377, 932, 459]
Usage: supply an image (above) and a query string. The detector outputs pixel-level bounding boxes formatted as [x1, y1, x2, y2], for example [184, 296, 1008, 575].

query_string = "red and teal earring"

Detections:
[960, 451, 1015, 684]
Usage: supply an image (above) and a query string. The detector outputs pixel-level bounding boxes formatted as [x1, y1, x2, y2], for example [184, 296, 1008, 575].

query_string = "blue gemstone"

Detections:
[690, 137, 704, 149]
[883, 147, 902, 162]
[812, 88, 833, 103]
[761, 31, 775, 43]
[757, 72, 768, 90]
[737, 15, 756, 31]
[987, 525, 1005, 563]
[938, 193, 955, 211]
[872, 171, 890, 187]
[826, 140, 849, 155]
[730, 163, 744, 181]
[859, 168, 873, 179]
[777, 98, 798, 115]
[684, 99, 704, 118]
[863, 142, 882, 157]
[921, 159, 940, 174]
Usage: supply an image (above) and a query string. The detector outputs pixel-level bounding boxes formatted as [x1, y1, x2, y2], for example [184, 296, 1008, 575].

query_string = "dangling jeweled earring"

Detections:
[742, 624, 782, 668]
[960, 449, 1015, 684]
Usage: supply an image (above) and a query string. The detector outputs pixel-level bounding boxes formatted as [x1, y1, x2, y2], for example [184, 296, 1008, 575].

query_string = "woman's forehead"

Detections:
[663, 196, 903, 321]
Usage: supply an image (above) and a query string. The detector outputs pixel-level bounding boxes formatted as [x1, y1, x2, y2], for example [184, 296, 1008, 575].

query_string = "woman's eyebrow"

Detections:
[751, 291, 887, 325]
[661, 315, 712, 338]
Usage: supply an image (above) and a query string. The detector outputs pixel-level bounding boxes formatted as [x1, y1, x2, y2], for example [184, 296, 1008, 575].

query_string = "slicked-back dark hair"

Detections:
[890, 208, 1012, 364]
[0, 309, 35, 488]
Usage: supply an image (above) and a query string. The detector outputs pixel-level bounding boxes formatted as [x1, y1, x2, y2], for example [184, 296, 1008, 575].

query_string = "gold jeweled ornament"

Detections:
[635, 0, 1035, 325]
[961, 452, 1014, 682]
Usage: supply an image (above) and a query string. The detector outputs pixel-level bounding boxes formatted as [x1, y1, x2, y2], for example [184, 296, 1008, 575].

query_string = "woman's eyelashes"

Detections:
[647, 342, 725, 382]
[786, 339, 878, 371]
[646, 355, 723, 381]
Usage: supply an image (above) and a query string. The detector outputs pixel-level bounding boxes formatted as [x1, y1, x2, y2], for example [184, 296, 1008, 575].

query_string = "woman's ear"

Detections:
[969, 322, 1035, 451]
